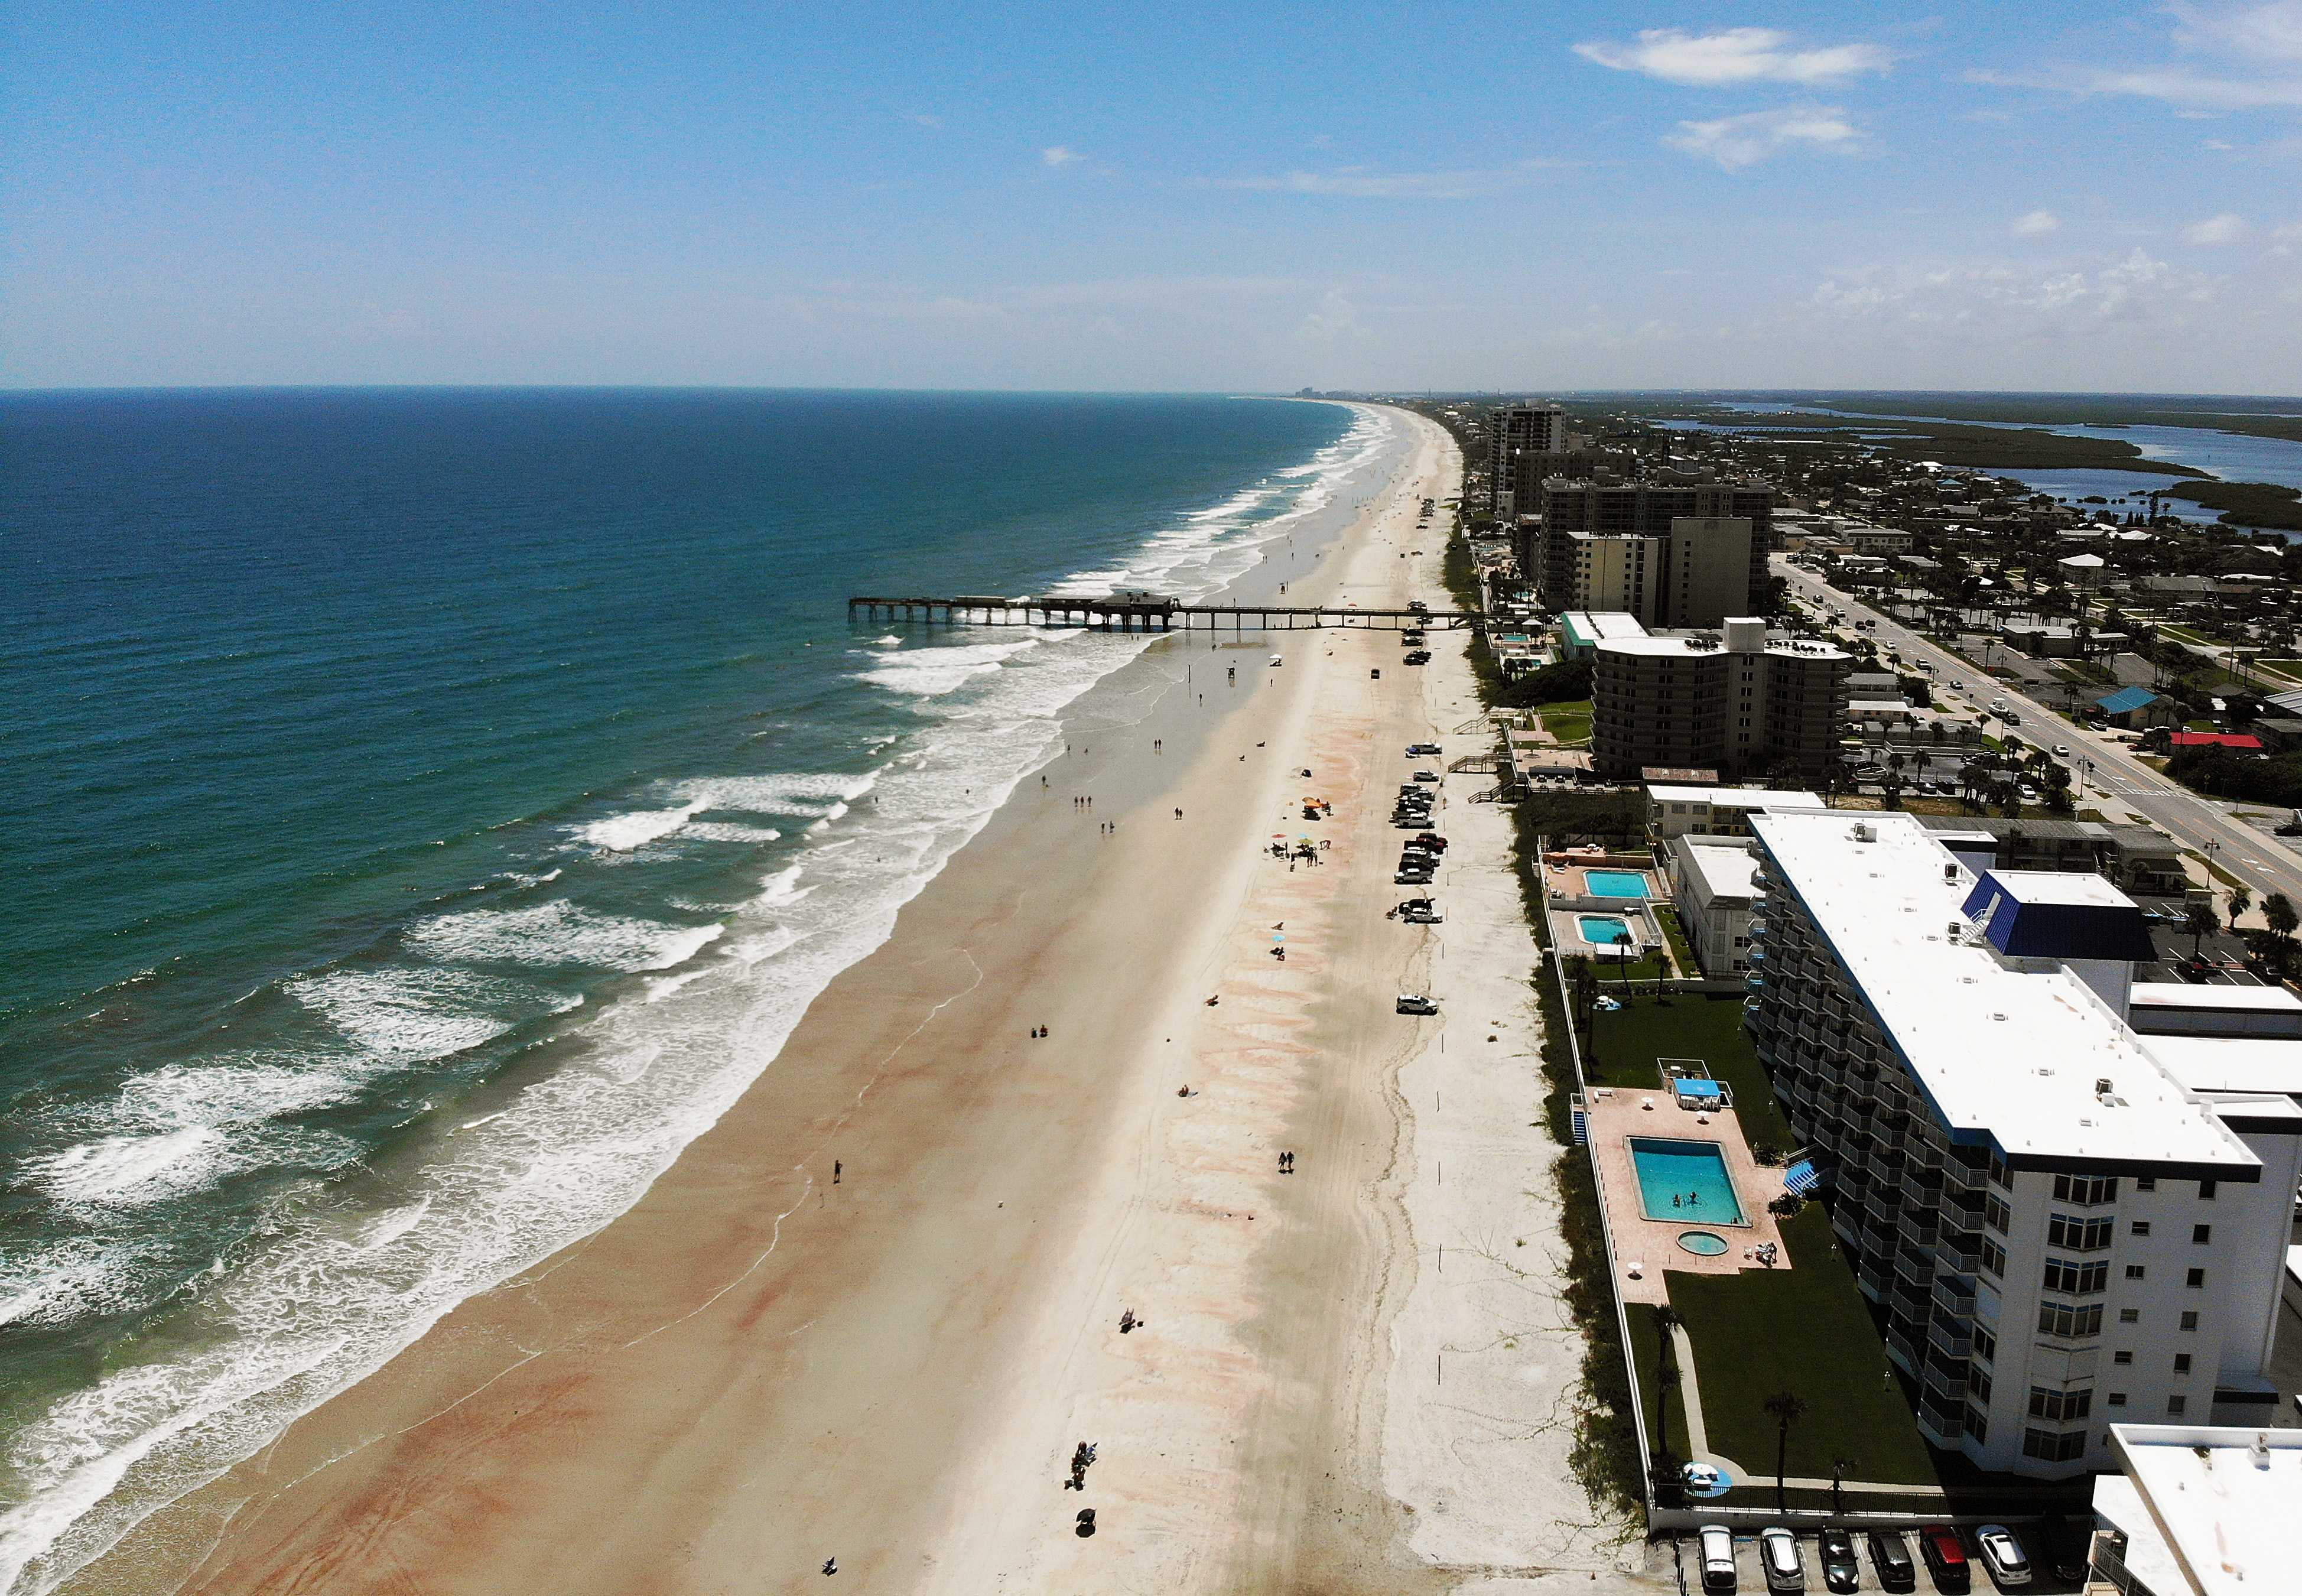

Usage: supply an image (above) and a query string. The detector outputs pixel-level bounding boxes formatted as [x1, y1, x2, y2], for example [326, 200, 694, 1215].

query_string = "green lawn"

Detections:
[1583, 993, 1793, 1150]
[1667, 1205, 1942, 1487]
[1536, 698, 1592, 745]
[1653, 905, 1699, 976]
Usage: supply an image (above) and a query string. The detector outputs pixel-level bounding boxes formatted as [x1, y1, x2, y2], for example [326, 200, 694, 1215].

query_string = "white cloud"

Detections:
[2013, 209, 2064, 238]
[1573, 27, 1890, 86]
[1972, 2, 2302, 110]
[2181, 211, 2251, 242]
[1662, 106, 1863, 170]
[1041, 146, 1084, 167]
[1802, 249, 2226, 344]
[1223, 163, 1556, 199]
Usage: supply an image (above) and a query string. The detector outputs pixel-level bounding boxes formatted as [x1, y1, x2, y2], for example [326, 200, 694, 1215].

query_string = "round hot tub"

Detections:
[1677, 1230, 1729, 1257]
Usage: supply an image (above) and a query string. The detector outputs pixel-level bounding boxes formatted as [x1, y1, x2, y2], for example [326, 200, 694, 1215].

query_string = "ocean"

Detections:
[0, 388, 1406, 1590]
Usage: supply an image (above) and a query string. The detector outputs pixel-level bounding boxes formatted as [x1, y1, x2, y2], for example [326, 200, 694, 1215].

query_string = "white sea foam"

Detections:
[286, 968, 577, 1060]
[405, 901, 723, 973]
[681, 821, 782, 844]
[0, 401, 1412, 1595]
[0, 1240, 163, 1330]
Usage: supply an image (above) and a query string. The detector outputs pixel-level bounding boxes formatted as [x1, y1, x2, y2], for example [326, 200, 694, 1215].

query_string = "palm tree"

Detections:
[2184, 901, 2220, 961]
[1763, 1390, 1809, 1512]
[1829, 1454, 1860, 1516]
[2268, 893, 2298, 942]
[2229, 885, 2254, 929]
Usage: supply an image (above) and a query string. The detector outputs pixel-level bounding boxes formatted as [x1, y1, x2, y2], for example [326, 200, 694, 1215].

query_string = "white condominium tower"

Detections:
[1745, 810, 2302, 1478]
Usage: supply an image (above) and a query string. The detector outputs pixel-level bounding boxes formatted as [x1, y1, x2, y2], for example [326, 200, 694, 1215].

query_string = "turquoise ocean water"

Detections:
[0, 389, 1401, 1588]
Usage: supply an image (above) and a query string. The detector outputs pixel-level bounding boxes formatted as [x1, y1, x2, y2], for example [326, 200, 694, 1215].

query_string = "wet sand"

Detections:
[65, 409, 1651, 1595]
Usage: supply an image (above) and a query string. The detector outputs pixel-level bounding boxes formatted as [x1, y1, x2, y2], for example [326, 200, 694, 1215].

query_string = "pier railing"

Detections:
[847, 596, 1484, 633]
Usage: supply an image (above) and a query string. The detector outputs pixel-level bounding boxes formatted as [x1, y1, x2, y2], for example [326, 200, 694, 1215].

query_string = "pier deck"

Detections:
[847, 596, 1482, 632]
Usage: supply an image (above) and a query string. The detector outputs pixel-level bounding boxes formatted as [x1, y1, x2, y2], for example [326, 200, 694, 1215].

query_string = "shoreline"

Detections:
[61, 407, 1650, 1594]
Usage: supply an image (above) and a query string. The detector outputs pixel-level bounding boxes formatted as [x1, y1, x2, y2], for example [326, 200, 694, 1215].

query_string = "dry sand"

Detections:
[64, 409, 1662, 1595]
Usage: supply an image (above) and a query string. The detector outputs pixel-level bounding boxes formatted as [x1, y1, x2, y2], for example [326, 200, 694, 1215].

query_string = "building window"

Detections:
[2023, 1428, 2089, 1462]
[2125, 1265, 2147, 1280]
[2119, 1308, 2140, 1324]
[2043, 1258, 2109, 1295]
[2108, 1392, 2127, 1408]
[1989, 1156, 2011, 1189]
[2135, 1178, 2156, 1192]
[2049, 1214, 2114, 1252]
[2053, 1174, 2118, 1207]
[1965, 1409, 1989, 1443]
[1968, 1368, 1993, 1402]
[1981, 1239, 2007, 1277]
[2173, 1354, 2192, 1374]
[2037, 1301, 2103, 1340]
[2113, 1350, 2134, 1366]
[1984, 1197, 2011, 1234]
[2130, 1221, 2151, 1237]
[1972, 1327, 1996, 1364]
[2192, 1224, 2212, 1245]
[2179, 1311, 2199, 1331]
[2167, 1396, 2187, 1416]
[2186, 1268, 2206, 1288]
[2028, 1386, 2093, 1422]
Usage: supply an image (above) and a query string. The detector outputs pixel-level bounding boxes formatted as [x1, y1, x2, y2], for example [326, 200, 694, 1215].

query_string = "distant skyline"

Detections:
[6, 1, 2300, 392]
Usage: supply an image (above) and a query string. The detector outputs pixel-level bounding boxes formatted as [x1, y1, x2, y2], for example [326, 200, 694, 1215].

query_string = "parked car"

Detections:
[1405, 742, 1442, 755]
[1395, 993, 1437, 1015]
[1413, 771, 1441, 783]
[1865, 1529, 1917, 1592]
[1816, 1528, 1859, 1593]
[1918, 1525, 1970, 1592]
[1698, 1524, 1738, 1593]
[1403, 651, 1432, 665]
[1973, 1525, 2031, 1587]
[2035, 1514, 2089, 1583]
[1758, 1526, 1804, 1592]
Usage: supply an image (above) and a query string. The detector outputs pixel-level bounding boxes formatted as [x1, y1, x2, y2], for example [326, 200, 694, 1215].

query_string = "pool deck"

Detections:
[1582, 1088, 1793, 1306]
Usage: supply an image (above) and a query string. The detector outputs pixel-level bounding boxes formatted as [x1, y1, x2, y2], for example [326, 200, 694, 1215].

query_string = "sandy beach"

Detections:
[64, 409, 1657, 1595]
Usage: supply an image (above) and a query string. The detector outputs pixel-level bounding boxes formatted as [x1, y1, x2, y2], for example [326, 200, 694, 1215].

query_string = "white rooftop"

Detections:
[1597, 636, 1849, 661]
[2102, 1425, 2302, 1596]
[1647, 785, 1825, 810]
[1984, 869, 2141, 910]
[2131, 985, 2302, 1015]
[1750, 809, 2261, 1173]
[1680, 842, 1761, 903]
[2135, 1035, 2302, 1100]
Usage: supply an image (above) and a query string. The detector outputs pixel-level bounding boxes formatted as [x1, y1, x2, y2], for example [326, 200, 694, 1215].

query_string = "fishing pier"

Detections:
[847, 595, 1484, 633]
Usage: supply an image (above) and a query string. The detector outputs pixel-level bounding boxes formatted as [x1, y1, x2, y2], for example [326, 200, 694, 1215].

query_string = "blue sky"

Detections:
[5, 1, 2299, 391]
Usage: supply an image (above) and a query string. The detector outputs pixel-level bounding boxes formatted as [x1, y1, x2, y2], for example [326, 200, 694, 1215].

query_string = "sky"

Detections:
[5, 1, 2300, 392]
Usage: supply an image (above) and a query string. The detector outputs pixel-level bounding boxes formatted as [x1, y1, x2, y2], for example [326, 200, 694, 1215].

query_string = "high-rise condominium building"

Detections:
[1745, 809, 2302, 1477]
[1485, 405, 1571, 517]
[1589, 619, 1849, 782]
[1533, 477, 1776, 622]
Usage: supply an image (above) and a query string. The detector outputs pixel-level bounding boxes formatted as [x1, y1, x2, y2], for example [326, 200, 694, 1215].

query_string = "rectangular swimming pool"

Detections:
[1578, 915, 1632, 945]
[1585, 870, 1649, 898]
[1627, 1137, 1748, 1226]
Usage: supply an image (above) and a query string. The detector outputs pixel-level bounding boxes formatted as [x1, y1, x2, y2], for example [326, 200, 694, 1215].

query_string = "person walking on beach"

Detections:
[833, 1161, 841, 1185]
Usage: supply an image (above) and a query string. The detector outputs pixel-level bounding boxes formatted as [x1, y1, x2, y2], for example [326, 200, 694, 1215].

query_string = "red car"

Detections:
[1917, 1525, 1969, 1593]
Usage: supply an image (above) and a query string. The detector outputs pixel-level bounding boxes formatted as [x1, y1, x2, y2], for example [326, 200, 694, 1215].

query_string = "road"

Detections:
[1774, 558, 2302, 911]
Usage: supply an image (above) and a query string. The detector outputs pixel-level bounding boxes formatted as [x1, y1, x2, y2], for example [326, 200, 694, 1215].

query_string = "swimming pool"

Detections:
[1578, 915, 1633, 945]
[1678, 1230, 1729, 1256]
[1585, 870, 1649, 898]
[1628, 1137, 1747, 1226]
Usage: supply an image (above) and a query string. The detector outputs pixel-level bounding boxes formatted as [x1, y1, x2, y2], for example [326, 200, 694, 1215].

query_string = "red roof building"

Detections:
[2166, 732, 2264, 750]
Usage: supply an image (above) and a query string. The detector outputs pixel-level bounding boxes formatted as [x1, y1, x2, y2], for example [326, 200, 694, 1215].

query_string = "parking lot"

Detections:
[1679, 1525, 2088, 1594]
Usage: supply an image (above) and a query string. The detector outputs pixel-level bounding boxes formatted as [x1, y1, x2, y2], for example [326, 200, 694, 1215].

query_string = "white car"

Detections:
[1973, 1524, 2031, 1587]
[1395, 993, 1438, 1015]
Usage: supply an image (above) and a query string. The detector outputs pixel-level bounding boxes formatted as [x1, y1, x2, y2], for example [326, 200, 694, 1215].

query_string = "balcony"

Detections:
[1887, 1327, 1920, 1374]
[1917, 1395, 1967, 1446]
[1927, 1318, 1974, 1360]
[1933, 1278, 1979, 1318]
[1935, 1239, 1982, 1276]
[1900, 1174, 1943, 1210]
[1858, 1259, 1892, 1301]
